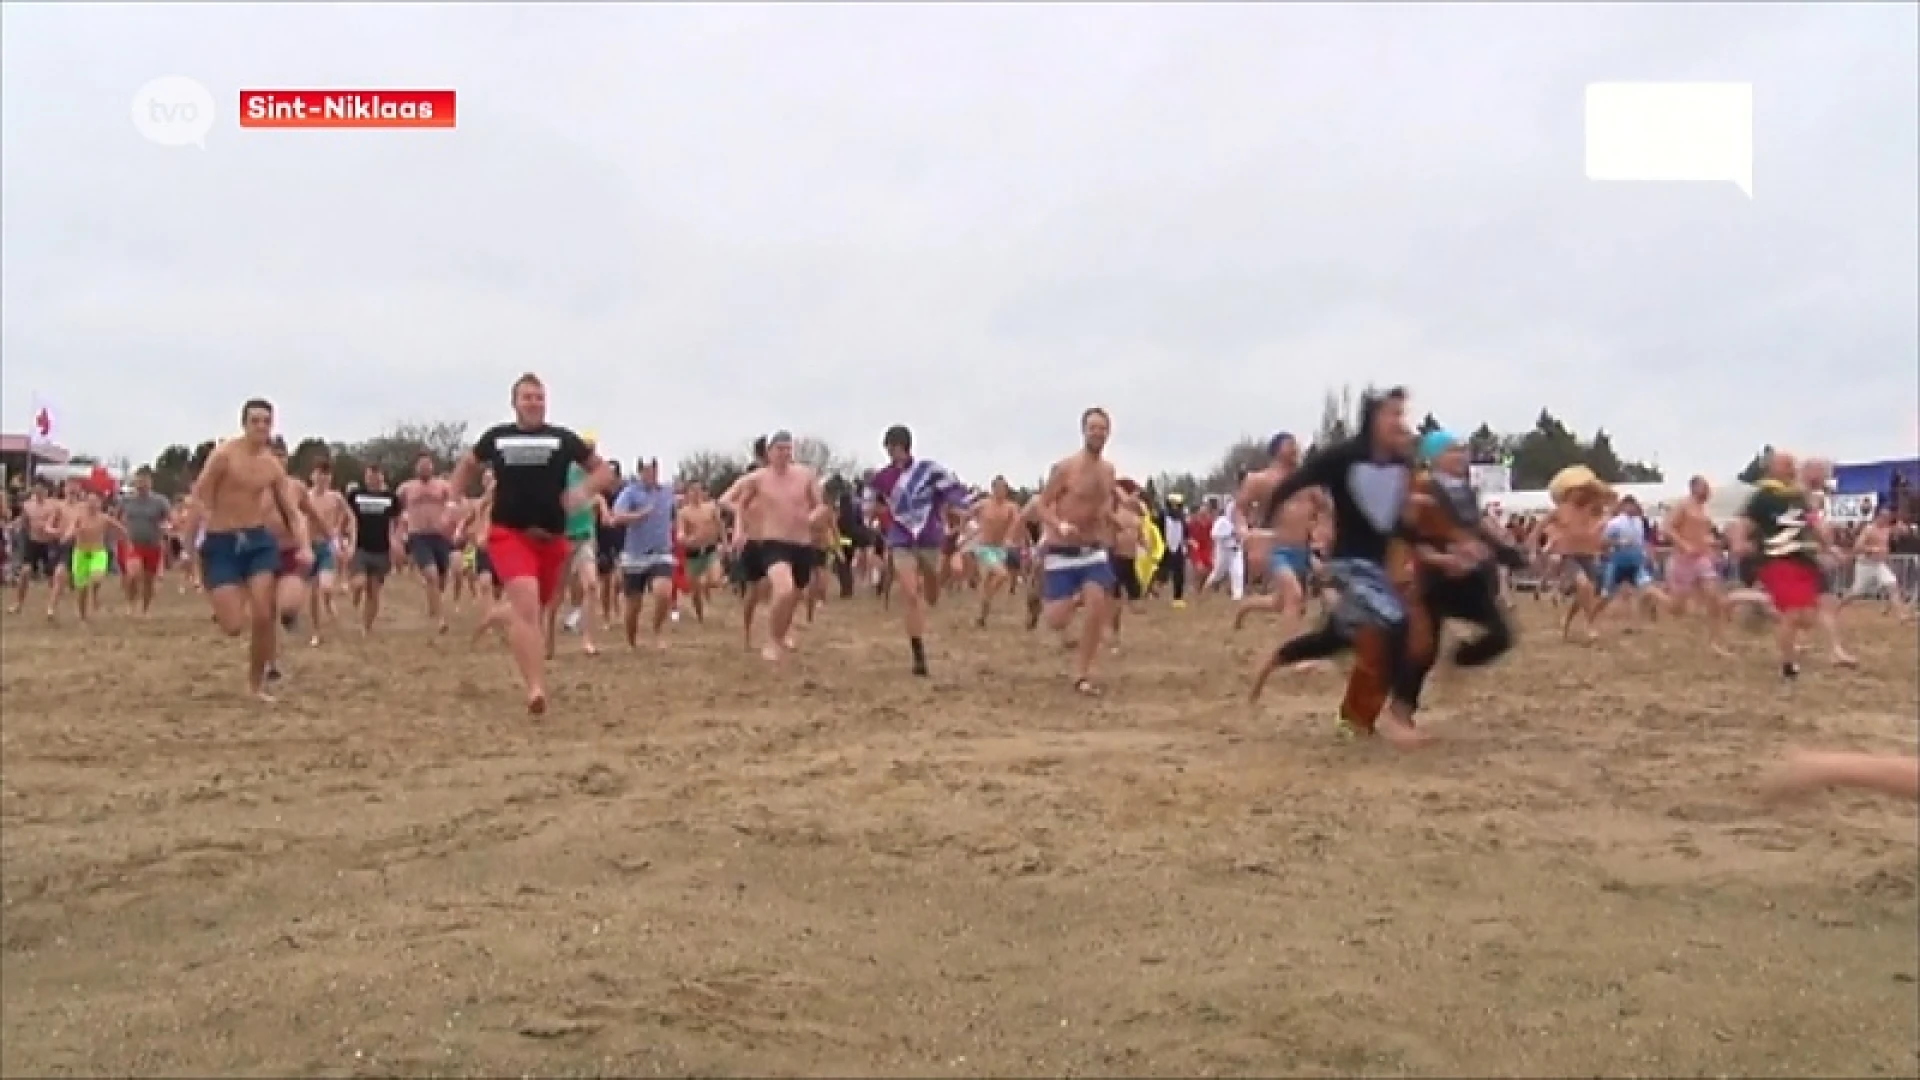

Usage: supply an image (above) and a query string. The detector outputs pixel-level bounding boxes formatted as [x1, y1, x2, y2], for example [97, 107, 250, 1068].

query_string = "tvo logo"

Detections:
[131, 76, 215, 148]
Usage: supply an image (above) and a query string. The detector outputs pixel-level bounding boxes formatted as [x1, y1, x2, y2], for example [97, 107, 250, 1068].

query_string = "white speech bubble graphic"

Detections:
[132, 75, 216, 149]
[1584, 82, 1753, 198]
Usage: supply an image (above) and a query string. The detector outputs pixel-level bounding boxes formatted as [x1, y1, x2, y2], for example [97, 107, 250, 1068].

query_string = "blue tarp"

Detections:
[1832, 457, 1919, 498]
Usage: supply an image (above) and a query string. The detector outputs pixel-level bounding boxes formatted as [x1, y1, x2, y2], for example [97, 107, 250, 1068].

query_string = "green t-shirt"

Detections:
[565, 463, 595, 541]
[1742, 480, 1819, 565]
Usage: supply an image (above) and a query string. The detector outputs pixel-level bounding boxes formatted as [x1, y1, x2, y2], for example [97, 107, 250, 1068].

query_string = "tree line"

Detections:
[122, 386, 1665, 504]
[1145, 387, 1665, 506]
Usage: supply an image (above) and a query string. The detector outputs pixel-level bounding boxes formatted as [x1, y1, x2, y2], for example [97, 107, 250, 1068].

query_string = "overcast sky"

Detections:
[3, 3, 1915, 485]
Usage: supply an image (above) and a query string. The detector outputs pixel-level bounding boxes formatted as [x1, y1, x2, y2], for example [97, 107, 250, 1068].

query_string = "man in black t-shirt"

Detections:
[450, 372, 611, 715]
[343, 463, 404, 633]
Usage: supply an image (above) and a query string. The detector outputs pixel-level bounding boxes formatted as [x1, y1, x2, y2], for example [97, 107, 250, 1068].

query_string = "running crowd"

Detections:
[2, 375, 1914, 798]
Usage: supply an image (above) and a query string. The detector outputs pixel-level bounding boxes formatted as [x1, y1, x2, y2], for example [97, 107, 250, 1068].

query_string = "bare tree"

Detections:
[1204, 436, 1271, 494]
[677, 449, 750, 495]
[1316, 386, 1358, 447]
[1152, 471, 1204, 504]
[789, 435, 865, 486]
[347, 420, 469, 484]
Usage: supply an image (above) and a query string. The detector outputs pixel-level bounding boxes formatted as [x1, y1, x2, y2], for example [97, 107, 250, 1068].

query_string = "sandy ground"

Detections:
[1, 579, 1915, 1079]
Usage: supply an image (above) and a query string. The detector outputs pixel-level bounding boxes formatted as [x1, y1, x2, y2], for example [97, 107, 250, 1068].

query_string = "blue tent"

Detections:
[1831, 457, 1919, 499]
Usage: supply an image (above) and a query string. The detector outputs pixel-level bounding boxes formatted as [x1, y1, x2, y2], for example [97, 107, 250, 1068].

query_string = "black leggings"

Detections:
[1271, 566, 1514, 717]
[1274, 613, 1417, 710]
[1162, 550, 1187, 600]
[1398, 567, 1514, 711]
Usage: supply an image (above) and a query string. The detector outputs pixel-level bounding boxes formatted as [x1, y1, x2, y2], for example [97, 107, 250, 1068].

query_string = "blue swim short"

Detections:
[1268, 545, 1313, 583]
[200, 527, 279, 590]
[1041, 546, 1116, 603]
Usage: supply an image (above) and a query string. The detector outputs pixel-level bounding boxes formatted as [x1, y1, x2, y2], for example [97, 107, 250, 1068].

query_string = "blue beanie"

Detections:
[1418, 430, 1460, 463]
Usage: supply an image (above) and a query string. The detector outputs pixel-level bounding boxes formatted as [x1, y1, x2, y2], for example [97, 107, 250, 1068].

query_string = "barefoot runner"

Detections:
[1035, 407, 1121, 694]
[969, 476, 1023, 628]
[1233, 434, 1324, 639]
[1662, 476, 1734, 657]
[452, 373, 612, 714]
[1739, 449, 1830, 680]
[396, 452, 456, 634]
[730, 430, 828, 663]
[610, 456, 678, 650]
[191, 400, 311, 701]
[302, 457, 350, 645]
[117, 466, 172, 618]
[343, 463, 403, 634]
[1248, 389, 1429, 749]
[675, 479, 724, 623]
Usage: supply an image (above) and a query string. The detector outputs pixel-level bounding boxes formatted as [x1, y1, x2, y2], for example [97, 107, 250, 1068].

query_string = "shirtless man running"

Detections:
[61, 489, 127, 623]
[1545, 487, 1608, 642]
[719, 436, 773, 639]
[1799, 458, 1859, 668]
[263, 440, 323, 674]
[304, 458, 350, 643]
[729, 430, 829, 663]
[192, 400, 311, 701]
[8, 485, 62, 617]
[1662, 476, 1732, 656]
[969, 476, 1023, 628]
[1232, 434, 1326, 641]
[1035, 407, 1120, 695]
[397, 452, 456, 634]
[675, 480, 724, 623]
[1847, 507, 1904, 612]
[1109, 479, 1148, 648]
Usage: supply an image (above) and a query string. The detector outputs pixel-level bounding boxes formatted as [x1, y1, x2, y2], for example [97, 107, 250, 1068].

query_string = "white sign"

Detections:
[1469, 463, 1511, 495]
[1826, 492, 1878, 523]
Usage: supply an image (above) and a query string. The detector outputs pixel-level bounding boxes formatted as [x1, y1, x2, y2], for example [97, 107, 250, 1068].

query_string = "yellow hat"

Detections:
[1548, 465, 1610, 504]
[581, 429, 599, 447]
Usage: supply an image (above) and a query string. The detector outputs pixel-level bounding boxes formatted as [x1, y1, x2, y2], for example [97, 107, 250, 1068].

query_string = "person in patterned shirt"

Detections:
[1739, 449, 1827, 679]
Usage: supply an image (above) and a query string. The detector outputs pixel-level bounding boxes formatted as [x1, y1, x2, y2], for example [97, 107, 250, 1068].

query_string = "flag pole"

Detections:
[23, 388, 35, 489]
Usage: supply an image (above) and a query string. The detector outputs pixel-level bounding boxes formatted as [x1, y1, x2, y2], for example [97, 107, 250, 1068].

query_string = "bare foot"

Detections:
[527, 690, 547, 716]
[1832, 650, 1859, 669]
[760, 641, 784, 663]
[781, 634, 798, 651]
[1378, 717, 1434, 750]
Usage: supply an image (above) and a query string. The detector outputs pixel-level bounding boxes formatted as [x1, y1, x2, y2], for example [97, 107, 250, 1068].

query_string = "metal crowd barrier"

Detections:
[1510, 550, 1920, 598]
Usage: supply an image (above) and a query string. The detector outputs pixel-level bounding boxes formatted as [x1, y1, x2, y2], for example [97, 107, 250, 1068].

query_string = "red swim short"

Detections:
[1756, 559, 1823, 613]
[487, 525, 571, 607]
[128, 543, 165, 571]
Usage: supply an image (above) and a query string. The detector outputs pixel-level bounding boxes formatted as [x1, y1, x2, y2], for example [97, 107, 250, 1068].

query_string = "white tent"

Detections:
[1481, 477, 1753, 524]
